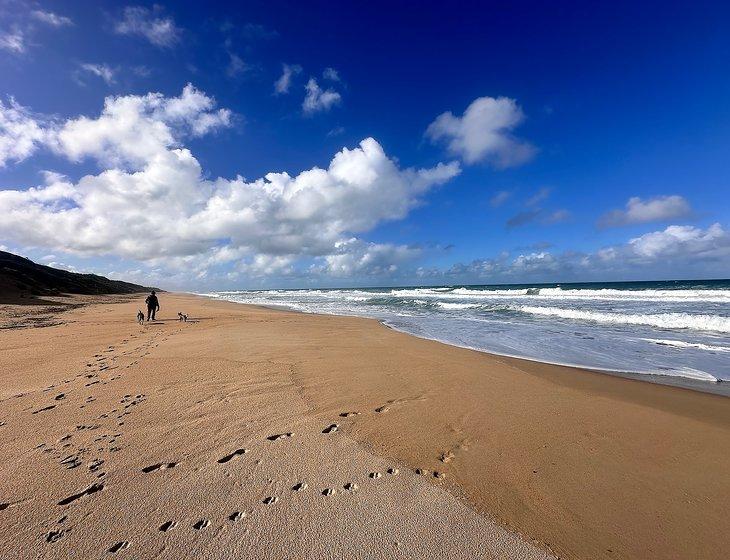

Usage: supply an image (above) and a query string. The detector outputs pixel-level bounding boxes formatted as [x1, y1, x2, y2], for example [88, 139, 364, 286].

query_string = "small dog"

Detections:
[178, 312, 188, 322]
[136, 310, 145, 324]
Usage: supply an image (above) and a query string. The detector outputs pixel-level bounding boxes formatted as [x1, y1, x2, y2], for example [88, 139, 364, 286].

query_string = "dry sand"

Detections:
[1, 293, 728, 559]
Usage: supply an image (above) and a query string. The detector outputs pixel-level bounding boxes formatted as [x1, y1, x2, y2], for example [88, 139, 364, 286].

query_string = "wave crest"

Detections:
[519, 306, 730, 333]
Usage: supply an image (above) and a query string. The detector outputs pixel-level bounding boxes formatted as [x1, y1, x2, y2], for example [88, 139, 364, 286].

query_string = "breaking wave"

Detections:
[519, 306, 730, 334]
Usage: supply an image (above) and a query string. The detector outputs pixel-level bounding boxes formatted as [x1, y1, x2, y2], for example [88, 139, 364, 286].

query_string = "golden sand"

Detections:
[1, 293, 728, 559]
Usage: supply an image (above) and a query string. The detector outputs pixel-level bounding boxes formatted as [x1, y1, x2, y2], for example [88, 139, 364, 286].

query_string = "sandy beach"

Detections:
[1, 293, 729, 560]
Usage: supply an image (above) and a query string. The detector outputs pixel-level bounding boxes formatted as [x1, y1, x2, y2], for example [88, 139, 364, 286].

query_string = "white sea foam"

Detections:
[375, 287, 730, 304]
[444, 287, 730, 303]
[639, 367, 719, 382]
[436, 302, 481, 310]
[639, 339, 730, 352]
[214, 286, 730, 304]
[519, 306, 730, 333]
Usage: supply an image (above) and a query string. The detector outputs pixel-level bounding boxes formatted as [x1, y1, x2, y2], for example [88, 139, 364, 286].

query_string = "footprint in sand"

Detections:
[59, 455, 82, 469]
[217, 448, 248, 464]
[374, 397, 425, 414]
[32, 405, 56, 414]
[262, 496, 278, 505]
[322, 488, 335, 496]
[415, 468, 429, 476]
[108, 541, 130, 553]
[54, 393, 65, 401]
[343, 483, 358, 491]
[141, 462, 177, 473]
[193, 519, 210, 530]
[267, 433, 293, 441]
[440, 451, 454, 463]
[58, 483, 104, 506]
[369, 472, 382, 479]
[387, 467, 399, 475]
[322, 424, 338, 434]
[339, 412, 360, 418]
[45, 529, 68, 543]
[229, 511, 244, 522]
[159, 521, 177, 532]
[433, 471, 446, 479]
[292, 482, 308, 492]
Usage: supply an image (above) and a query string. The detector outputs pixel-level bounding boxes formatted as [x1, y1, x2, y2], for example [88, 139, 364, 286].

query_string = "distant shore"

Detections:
[1, 293, 728, 559]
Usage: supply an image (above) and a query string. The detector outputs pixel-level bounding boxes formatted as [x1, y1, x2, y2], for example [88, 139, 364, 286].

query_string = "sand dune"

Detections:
[1, 293, 728, 559]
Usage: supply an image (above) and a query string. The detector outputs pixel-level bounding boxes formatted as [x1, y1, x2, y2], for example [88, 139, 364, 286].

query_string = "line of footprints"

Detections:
[2, 328, 191, 552]
[51, 408, 447, 554]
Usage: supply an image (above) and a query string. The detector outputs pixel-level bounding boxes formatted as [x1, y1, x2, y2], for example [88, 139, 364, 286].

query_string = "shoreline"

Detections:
[203, 294, 730, 397]
[381, 321, 730, 396]
[2, 293, 729, 559]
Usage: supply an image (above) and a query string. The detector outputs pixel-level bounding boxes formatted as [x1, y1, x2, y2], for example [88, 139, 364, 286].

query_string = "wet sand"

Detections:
[1, 293, 728, 559]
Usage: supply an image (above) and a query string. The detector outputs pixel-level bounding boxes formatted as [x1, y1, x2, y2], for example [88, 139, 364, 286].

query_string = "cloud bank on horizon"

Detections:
[1, 2, 728, 289]
[0, 85, 459, 283]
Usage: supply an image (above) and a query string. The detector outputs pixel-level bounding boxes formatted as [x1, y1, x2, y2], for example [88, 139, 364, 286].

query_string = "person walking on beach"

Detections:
[145, 290, 160, 321]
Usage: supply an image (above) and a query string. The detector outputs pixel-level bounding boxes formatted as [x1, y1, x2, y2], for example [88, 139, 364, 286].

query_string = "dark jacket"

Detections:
[145, 294, 159, 309]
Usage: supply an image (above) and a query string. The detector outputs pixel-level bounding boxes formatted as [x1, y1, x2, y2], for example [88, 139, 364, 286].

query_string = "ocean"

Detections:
[204, 279, 730, 390]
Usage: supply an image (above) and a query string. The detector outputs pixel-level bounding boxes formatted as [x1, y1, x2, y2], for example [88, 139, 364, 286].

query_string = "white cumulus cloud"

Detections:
[274, 63, 302, 94]
[52, 84, 232, 168]
[238, 254, 296, 278]
[226, 52, 248, 78]
[0, 28, 25, 53]
[0, 86, 460, 282]
[303, 78, 341, 114]
[31, 10, 73, 27]
[0, 98, 48, 167]
[114, 6, 181, 47]
[439, 223, 730, 282]
[425, 96, 535, 167]
[322, 67, 340, 82]
[599, 195, 693, 227]
[313, 239, 420, 277]
[627, 223, 728, 259]
[79, 63, 117, 85]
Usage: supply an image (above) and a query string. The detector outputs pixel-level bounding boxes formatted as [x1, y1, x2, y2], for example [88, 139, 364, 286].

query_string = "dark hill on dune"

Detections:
[0, 251, 157, 304]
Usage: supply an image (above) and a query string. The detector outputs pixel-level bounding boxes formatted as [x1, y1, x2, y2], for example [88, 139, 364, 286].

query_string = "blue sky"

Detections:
[1, 0, 729, 289]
